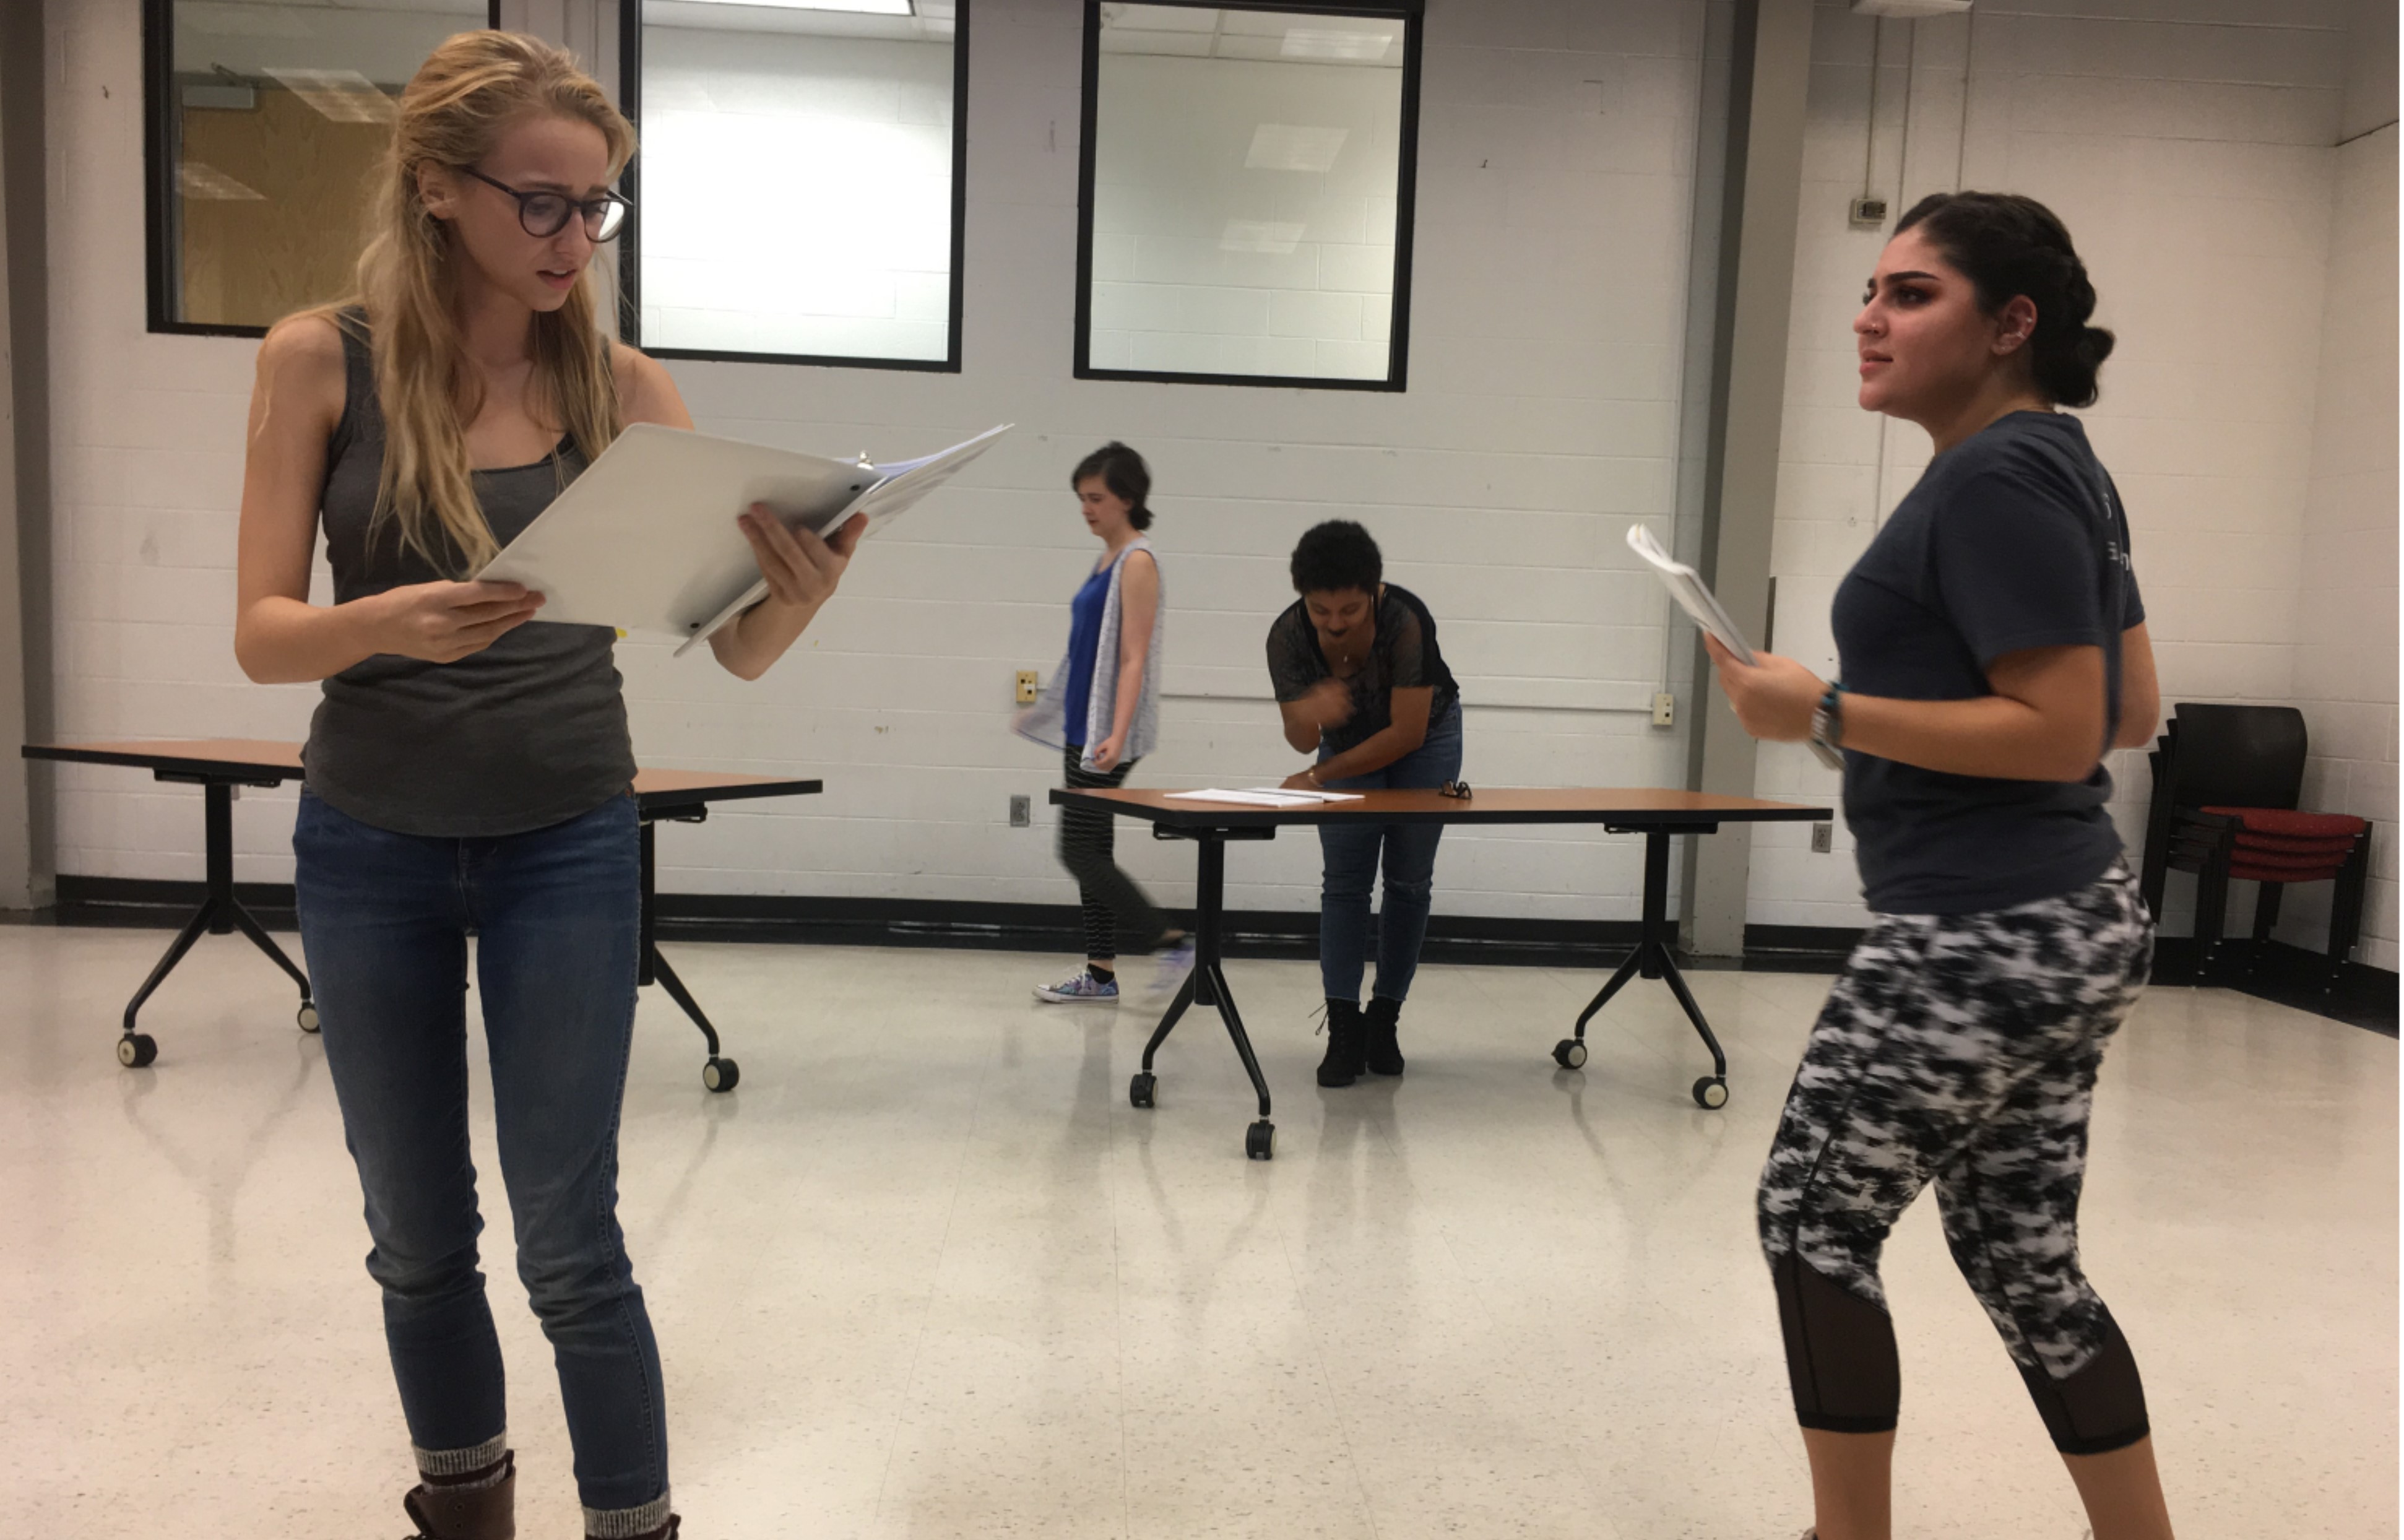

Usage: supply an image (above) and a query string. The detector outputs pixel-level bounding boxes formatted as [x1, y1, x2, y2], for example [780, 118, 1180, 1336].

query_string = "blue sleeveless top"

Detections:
[1060, 559, 1115, 746]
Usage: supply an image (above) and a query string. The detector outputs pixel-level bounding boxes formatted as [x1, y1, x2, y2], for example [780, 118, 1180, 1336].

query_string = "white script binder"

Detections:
[1625, 522, 1756, 665]
[477, 422, 1013, 654]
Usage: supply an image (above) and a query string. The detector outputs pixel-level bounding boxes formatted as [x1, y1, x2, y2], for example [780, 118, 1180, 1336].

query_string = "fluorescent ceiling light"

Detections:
[1221, 219, 1304, 254]
[262, 68, 397, 123]
[1848, 0, 1970, 15]
[670, 0, 912, 12]
[1245, 123, 1347, 173]
[1281, 28, 1391, 61]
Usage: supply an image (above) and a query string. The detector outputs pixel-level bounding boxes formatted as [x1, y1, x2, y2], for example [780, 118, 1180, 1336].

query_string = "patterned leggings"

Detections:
[1059, 744, 1167, 962]
[1758, 862, 2156, 1455]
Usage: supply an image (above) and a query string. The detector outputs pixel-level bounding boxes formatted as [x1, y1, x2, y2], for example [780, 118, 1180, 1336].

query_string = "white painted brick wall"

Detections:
[1747, 0, 2396, 948]
[42, 0, 1718, 925]
[2280, 123, 2399, 970]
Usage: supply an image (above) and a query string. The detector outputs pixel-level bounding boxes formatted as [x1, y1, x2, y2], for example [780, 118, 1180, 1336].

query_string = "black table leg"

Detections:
[639, 816, 737, 1093]
[1555, 826, 1729, 1110]
[1125, 829, 1276, 1159]
[116, 780, 317, 1068]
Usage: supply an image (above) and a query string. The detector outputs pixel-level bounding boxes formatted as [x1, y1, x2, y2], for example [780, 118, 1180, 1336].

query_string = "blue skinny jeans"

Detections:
[293, 790, 668, 1518]
[1316, 702, 1464, 1004]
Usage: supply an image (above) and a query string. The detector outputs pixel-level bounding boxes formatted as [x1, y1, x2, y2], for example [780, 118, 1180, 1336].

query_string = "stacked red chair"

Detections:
[2142, 704, 2372, 991]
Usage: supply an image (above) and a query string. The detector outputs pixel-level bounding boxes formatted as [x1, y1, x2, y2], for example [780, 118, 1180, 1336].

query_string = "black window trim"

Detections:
[619, 0, 971, 374]
[1072, 0, 1423, 394]
[142, 0, 508, 339]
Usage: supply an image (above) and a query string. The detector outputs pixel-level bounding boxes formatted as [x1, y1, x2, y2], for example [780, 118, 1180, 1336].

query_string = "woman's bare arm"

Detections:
[1289, 686, 1433, 785]
[233, 315, 542, 683]
[2113, 622, 2159, 750]
[1708, 636, 2121, 783]
[604, 345, 864, 683]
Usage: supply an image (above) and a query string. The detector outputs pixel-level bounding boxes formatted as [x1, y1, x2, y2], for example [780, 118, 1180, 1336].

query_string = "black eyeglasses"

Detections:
[1438, 780, 1472, 800]
[458, 165, 631, 242]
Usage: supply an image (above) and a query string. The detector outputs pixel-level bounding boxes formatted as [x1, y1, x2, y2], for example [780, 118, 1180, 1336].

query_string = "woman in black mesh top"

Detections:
[1265, 521, 1461, 1087]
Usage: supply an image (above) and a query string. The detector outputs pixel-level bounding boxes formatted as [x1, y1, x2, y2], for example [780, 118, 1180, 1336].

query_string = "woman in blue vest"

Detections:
[1016, 443, 1187, 1002]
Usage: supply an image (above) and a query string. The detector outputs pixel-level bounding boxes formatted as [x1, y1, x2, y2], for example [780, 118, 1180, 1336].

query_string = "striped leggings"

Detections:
[1060, 744, 1169, 962]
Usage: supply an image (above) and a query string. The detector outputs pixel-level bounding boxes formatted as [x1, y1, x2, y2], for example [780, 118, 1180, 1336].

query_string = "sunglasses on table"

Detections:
[458, 165, 631, 242]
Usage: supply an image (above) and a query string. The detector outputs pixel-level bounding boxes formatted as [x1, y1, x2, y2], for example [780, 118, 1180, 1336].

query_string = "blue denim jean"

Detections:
[293, 790, 668, 1518]
[1317, 701, 1465, 1003]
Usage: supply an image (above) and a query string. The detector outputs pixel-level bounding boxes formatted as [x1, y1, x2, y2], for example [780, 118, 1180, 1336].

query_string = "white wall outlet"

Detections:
[1811, 821, 1833, 854]
[1010, 795, 1032, 828]
[1651, 692, 1675, 727]
[1014, 670, 1039, 704]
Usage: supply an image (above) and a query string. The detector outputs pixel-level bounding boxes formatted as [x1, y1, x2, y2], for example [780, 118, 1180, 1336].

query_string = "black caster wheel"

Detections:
[296, 1001, 321, 1034]
[1129, 1072, 1156, 1109]
[1692, 1076, 1729, 1110]
[1553, 1037, 1588, 1070]
[1244, 1120, 1275, 1161]
[703, 1057, 740, 1093]
[117, 1034, 158, 1069]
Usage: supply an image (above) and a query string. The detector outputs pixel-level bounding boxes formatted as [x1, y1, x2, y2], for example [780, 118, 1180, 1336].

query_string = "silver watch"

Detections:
[1808, 684, 1846, 771]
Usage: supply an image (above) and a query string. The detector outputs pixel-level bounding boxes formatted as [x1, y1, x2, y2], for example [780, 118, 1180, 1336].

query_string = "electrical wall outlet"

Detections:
[1811, 821, 1833, 854]
[1849, 194, 1888, 228]
[1014, 670, 1039, 704]
[1010, 795, 1032, 828]
[1651, 692, 1675, 727]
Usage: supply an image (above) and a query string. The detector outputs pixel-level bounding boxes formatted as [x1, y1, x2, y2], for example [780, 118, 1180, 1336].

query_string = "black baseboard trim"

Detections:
[44, 876, 2397, 1032]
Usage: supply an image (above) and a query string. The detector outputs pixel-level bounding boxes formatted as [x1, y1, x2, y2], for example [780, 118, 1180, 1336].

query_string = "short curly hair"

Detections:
[1289, 520, 1382, 595]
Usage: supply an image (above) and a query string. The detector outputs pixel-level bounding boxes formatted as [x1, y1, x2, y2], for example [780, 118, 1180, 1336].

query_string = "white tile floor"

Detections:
[1, 927, 2393, 1539]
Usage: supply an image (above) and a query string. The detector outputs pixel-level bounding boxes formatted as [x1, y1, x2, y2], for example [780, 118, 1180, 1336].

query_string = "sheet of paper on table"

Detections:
[1164, 788, 1368, 808]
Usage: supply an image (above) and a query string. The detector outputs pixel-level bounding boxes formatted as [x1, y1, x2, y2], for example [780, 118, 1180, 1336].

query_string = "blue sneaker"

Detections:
[1151, 937, 1196, 997]
[1034, 970, 1119, 1004]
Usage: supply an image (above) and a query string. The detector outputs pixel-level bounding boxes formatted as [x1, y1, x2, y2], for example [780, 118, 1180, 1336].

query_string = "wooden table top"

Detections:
[1053, 785, 1829, 829]
[22, 740, 819, 807]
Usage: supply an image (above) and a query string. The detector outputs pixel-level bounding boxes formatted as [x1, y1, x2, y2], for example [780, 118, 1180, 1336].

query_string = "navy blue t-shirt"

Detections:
[1833, 411, 2144, 915]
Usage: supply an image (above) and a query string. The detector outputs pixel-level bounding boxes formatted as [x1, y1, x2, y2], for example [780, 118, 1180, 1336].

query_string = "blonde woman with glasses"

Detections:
[233, 32, 857, 1540]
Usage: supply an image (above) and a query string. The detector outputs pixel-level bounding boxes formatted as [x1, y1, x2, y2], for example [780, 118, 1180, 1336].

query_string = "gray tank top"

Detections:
[303, 311, 636, 837]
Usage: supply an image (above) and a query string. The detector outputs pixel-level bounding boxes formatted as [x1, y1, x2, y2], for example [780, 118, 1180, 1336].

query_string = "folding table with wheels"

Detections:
[1052, 786, 1829, 1160]
[21, 740, 818, 1088]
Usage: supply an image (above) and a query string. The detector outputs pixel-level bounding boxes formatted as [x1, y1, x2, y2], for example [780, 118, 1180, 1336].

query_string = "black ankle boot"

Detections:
[1363, 995, 1404, 1076]
[1317, 999, 1365, 1087]
[402, 1451, 514, 1540]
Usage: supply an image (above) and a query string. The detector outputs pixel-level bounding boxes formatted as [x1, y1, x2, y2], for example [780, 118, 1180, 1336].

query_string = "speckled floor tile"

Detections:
[1, 929, 2391, 1538]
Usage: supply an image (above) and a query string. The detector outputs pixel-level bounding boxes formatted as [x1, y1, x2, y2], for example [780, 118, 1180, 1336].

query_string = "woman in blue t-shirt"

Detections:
[1709, 194, 2174, 1540]
[1015, 443, 1187, 1002]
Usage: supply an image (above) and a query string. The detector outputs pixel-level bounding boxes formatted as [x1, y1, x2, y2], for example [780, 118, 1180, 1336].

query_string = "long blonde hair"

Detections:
[332, 31, 635, 573]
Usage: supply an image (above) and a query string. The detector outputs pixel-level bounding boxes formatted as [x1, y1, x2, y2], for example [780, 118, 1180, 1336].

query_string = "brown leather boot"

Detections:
[400, 1451, 515, 1539]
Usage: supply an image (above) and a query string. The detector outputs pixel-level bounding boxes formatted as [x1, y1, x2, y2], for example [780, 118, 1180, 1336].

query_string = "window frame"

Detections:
[1072, 0, 1424, 393]
[616, 0, 971, 374]
[141, 0, 506, 339]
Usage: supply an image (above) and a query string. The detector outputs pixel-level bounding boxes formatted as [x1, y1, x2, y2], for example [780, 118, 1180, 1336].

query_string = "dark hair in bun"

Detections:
[1071, 441, 1153, 531]
[1894, 191, 2114, 409]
